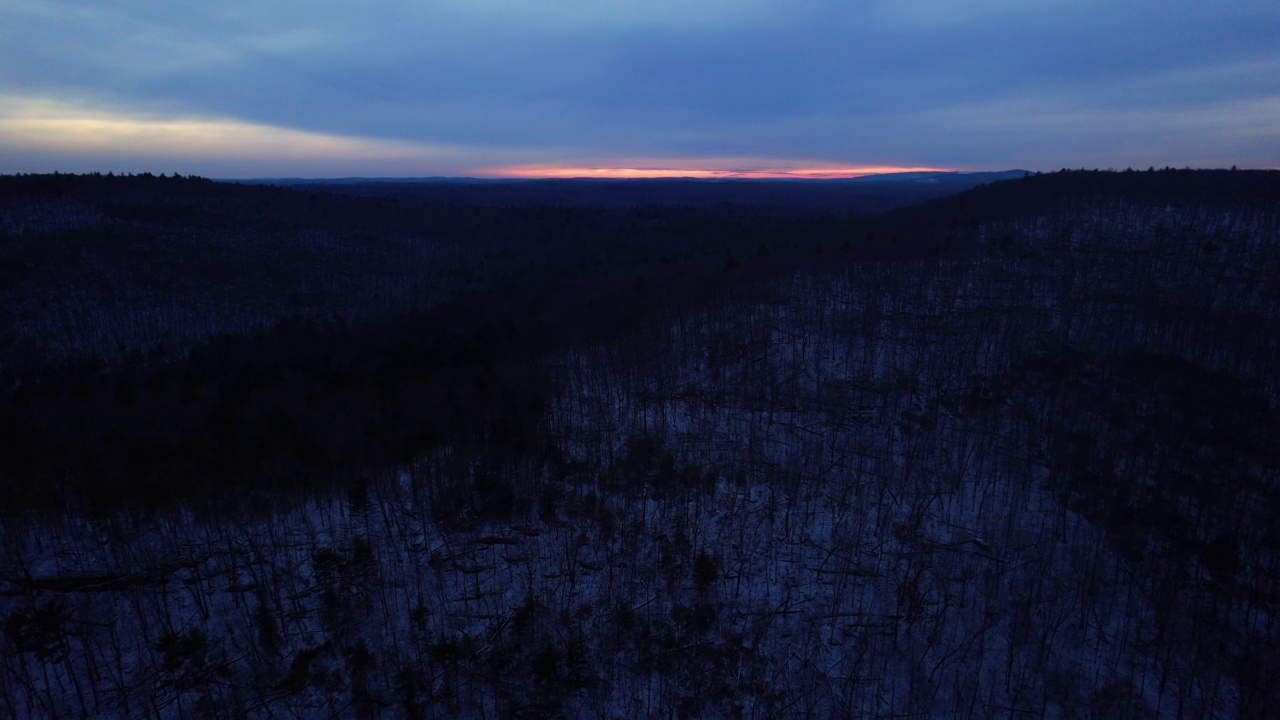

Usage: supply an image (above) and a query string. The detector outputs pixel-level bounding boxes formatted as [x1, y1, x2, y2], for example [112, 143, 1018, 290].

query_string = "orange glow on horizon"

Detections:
[479, 164, 954, 179]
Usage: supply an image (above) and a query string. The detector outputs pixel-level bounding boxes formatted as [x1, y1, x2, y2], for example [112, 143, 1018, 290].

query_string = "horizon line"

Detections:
[210, 167, 986, 182]
[473, 164, 957, 180]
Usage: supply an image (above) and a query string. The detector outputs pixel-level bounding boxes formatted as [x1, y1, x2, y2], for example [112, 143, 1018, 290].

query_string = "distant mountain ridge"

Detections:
[239, 171, 1031, 210]
[843, 169, 1029, 183]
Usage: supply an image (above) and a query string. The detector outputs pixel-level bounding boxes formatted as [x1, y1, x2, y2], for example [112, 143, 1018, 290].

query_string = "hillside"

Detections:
[0, 173, 881, 505]
[0, 169, 1278, 718]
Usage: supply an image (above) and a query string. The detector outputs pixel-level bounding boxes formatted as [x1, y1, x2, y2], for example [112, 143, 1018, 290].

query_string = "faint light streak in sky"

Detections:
[481, 164, 953, 179]
[0, 95, 457, 164]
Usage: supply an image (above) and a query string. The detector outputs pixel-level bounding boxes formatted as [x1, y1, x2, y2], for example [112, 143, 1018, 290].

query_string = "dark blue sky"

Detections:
[2, 1, 1277, 177]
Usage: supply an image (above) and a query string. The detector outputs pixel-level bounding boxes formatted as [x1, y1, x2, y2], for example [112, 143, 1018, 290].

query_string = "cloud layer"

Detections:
[2, 1, 1277, 176]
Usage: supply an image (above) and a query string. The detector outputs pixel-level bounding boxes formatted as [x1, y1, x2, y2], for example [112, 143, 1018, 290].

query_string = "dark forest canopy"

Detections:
[0, 168, 1278, 718]
[0, 168, 1277, 510]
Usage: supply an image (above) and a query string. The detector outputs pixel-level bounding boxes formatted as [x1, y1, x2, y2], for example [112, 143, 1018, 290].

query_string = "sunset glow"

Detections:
[481, 164, 954, 179]
[0, 96, 959, 179]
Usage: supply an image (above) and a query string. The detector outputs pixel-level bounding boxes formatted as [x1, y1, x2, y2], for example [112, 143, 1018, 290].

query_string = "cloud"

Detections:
[1, 1, 1278, 175]
[433, 0, 779, 30]
[870, 0, 1080, 27]
[0, 95, 477, 176]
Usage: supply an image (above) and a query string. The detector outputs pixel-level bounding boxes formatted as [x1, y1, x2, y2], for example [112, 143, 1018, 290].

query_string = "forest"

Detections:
[0, 168, 1277, 718]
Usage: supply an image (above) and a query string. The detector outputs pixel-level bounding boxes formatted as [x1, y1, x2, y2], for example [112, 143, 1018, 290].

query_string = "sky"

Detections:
[1, 1, 1277, 178]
